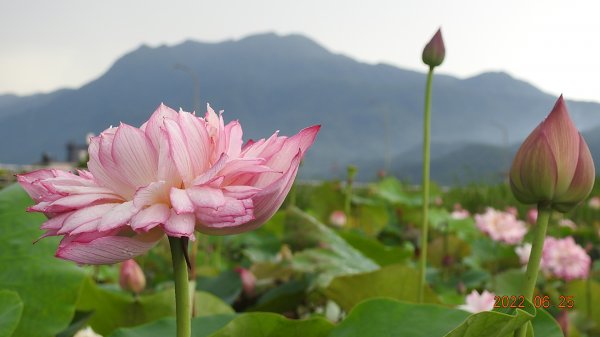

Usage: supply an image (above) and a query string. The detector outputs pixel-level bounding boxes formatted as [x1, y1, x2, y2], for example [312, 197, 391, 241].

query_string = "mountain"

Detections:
[1, 32, 600, 183]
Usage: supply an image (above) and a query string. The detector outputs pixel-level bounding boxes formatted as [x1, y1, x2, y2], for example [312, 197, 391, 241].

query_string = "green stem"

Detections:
[516, 204, 551, 337]
[169, 236, 191, 337]
[418, 66, 434, 303]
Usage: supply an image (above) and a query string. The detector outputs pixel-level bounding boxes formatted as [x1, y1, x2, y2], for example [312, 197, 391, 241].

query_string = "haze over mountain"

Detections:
[1, 33, 600, 184]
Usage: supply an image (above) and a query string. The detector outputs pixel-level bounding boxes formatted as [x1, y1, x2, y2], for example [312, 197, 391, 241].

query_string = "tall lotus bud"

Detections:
[422, 28, 445, 68]
[119, 259, 146, 294]
[510, 96, 595, 212]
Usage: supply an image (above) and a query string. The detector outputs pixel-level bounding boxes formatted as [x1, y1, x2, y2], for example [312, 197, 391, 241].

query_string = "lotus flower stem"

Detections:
[169, 236, 192, 337]
[516, 204, 551, 337]
[418, 67, 434, 303]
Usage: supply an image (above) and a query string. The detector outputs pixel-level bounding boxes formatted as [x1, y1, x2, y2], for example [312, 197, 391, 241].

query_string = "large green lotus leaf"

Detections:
[329, 298, 469, 337]
[76, 277, 175, 335]
[323, 264, 439, 311]
[444, 299, 536, 337]
[0, 290, 23, 337]
[0, 184, 86, 337]
[567, 279, 600, 334]
[338, 231, 413, 266]
[287, 207, 378, 288]
[350, 203, 389, 236]
[208, 313, 334, 337]
[530, 307, 564, 337]
[493, 269, 526, 296]
[194, 291, 235, 317]
[77, 276, 233, 335]
[375, 177, 423, 206]
[108, 314, 236, 337]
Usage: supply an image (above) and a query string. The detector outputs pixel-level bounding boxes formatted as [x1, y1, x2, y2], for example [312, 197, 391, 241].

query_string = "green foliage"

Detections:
[329, 298, 469, 337]
[0, 185, 86, 337]
[109, 315, 236, 337]
[209, 313, 334, 337]
[324, 264, 440, 311]
[0, 290, 23, 337]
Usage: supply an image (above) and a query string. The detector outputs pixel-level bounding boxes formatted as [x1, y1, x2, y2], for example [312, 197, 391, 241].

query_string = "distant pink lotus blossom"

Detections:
[18, 104, 319, 264]
[475, 208, 527, 244]
[458, 290, 496, 313]
[588, 196, 600, 209]
[543, 237, 590, 281]
[515, 243, 532, 265]
[450, 203, 470, 220]
[329, 210, 347, 227]
[558, 218, 576, 229]
[515, 237, 590, 281]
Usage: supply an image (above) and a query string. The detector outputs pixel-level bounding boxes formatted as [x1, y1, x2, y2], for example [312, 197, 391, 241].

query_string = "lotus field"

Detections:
[1, 29, 600, 337]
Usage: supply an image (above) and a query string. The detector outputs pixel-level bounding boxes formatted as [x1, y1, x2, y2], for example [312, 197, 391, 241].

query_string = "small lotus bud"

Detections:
[422, 28, 445, 68]
[329, 210, 347, 227]
[510, 96, 595, 213]
[119, 259, 146, 294]
[527, 208, 538, 224]
[235, 267, 256, 297]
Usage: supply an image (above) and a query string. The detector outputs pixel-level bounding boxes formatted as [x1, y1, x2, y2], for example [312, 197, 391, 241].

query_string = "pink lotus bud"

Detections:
[329, 210, 347, 227]
[235, 267, 256, 297]
[509, 96, 595, 212]
[527, 208, 538, 224]
[119, 259, 146, 294]
[422, 28, 445, 68]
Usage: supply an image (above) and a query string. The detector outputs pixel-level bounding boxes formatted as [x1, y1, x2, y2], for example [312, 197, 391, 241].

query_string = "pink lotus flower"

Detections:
[458, 290, 496, 313]
[515, 237, 590, 281]
[18, 104, 319, 264]
[542, 237, 590, 281]
[119, 259, 146, 294]
[475, 208, 527, 244]
[510, 96, 595, 213]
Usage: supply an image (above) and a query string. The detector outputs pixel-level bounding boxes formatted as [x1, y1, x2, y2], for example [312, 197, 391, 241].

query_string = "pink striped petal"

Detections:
[170, 188, 195, 214]
[164, 118, 195, 183]
[191, 153, 229, 186]
[112, 124, 158, 188]
[41, 212, 73, 230]
[142, 103, 178, 149]
[130, 204, 170, 231]
[178, 111, 211, 175]
[56, 232, 162, 265]
[164, 211, 195, 237]
[88, 130, 136, 198]
[59, 203, 119, 234]
[133, 181, 169, 208]
[223, 185, 261, 199]
[187, 186, 226, 209]
[196, 197, 254, 234]
[98, 201, 139, 232]
[254, 125, 319, 188]
[43, 193, 123, 212]
[225, 121, 243, 158]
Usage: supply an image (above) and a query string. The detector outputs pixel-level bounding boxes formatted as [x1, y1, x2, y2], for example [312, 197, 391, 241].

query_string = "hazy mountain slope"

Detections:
[1, 33, 599, 183]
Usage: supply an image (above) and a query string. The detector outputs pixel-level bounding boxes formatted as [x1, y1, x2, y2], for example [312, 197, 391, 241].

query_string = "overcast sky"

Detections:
[1, 0, 598, 102]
